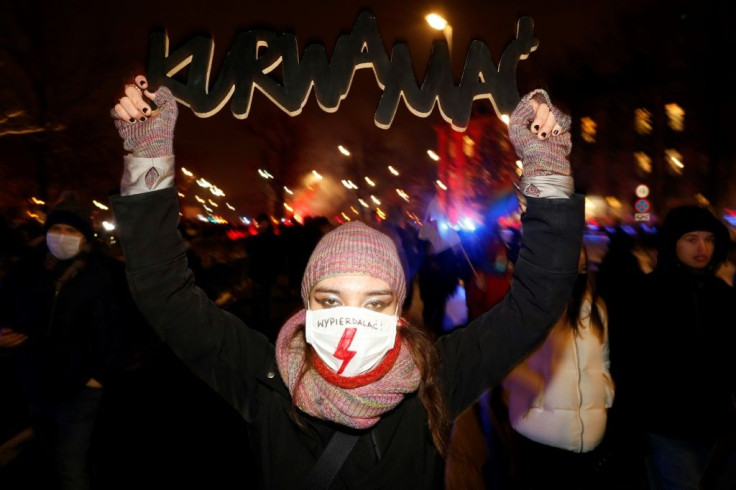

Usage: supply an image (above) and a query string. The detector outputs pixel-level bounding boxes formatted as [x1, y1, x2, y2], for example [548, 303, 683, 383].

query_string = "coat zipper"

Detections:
[573, 331, 584, 452]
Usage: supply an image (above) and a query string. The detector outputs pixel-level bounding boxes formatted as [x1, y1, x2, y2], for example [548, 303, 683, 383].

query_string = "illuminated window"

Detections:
[581, 117, 597, 143]
[635, 108, 652, 135]
[462, 135, 475, 157]
[665, 148, 684, 175]
[665, 103, 685, 131]
[634, 152, 652, 173]
[695, 193, 710, 207]
[605, 196, 622, 209]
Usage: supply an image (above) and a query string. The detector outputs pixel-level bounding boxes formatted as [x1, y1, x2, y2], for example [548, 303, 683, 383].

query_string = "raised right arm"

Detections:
[110, 77, 279, 419]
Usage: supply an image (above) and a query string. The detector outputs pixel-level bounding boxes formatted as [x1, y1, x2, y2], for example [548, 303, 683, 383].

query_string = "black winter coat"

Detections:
[0, 246, 125, 403]
[636, 264, 736, 443]
[111, 187, 583, 489]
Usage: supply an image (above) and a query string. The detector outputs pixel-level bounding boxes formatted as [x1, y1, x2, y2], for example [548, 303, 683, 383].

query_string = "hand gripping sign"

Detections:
[145, 11, 539, 132]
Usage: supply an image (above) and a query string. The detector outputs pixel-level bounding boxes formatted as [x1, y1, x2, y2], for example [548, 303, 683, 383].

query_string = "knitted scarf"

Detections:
[275, 309, 421, 430]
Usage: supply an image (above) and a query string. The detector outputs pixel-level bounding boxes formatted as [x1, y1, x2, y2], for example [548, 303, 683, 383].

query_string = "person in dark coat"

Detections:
[0, 194, 125, 490]
[245, 213, 285, 340]
[108, 76, 582, 489]
[633, 205, 736, 489]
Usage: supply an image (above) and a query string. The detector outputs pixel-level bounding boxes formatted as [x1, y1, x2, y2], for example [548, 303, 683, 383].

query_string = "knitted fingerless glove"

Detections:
[113, 86, 178, 158]
[509, 90, 572, 197]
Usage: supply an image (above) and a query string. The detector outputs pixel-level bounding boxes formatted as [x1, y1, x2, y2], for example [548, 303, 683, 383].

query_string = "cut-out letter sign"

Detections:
[145, 11, 538, 131]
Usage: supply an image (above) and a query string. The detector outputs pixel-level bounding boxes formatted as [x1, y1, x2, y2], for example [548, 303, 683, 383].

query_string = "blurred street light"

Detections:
[425, 13, 452, 54]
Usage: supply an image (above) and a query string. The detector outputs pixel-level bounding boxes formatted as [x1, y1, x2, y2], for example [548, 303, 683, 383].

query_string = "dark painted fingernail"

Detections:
[139, 80, 146, 86]
[142, 107, 149, 113]
[129, 118, 135, 123]
[533, 124, 539, 131]
[541, 132, 547, 138]
[553, 129, 559, 135]
[139, 117, 146, 122]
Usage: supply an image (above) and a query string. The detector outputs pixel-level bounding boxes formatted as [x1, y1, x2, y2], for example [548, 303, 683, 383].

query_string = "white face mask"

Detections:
[46, 232, 82, 260]
[305, 306, 398, 377]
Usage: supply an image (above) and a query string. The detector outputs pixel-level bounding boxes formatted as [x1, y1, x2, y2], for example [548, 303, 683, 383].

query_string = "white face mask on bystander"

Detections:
[305, 306, 398, 377]
[46, 232, 83, 260]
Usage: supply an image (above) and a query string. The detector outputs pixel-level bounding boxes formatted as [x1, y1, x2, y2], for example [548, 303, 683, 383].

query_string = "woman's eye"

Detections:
[364, 301, 385, 310]
[319, 298, 340, 307]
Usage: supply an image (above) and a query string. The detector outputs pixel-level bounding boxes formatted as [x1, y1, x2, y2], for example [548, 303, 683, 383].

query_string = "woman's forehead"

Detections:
[313, 275, 393, 294]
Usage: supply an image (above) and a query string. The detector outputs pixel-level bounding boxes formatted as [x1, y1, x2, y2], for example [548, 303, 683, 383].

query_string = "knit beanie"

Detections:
[658, 205, 730, 268]
[44, 194, 94, 240]
[301, 221, 407, 309]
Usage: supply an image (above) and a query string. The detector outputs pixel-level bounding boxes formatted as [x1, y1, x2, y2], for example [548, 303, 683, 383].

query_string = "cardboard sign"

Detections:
[145, 11, 538, 131]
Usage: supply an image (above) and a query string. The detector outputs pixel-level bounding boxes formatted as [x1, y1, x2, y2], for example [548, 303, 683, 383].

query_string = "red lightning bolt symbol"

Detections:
[333, 327, 357, 375]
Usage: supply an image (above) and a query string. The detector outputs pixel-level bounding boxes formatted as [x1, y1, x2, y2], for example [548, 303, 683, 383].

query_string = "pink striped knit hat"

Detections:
[301, 221, 406, 309]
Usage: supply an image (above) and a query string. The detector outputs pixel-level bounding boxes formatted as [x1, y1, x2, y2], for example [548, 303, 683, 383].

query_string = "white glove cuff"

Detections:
[520, 175, 574, 199]
[121, 156, 175, 196]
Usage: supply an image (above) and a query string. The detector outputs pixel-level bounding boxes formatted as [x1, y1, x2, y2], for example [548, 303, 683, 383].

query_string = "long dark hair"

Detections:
[565, 247, 605, 340]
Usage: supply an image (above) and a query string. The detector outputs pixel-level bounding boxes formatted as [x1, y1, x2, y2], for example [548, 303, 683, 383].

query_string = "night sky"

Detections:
[0, 0, 697, 220]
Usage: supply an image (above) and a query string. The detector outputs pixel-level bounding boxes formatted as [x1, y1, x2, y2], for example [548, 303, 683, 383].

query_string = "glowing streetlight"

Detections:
[425, 13, 447, 30]
[425, 13, 452, 54]
[396, 189, 410, 202]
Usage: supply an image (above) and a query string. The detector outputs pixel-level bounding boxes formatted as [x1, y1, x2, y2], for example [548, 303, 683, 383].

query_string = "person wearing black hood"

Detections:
[0, 193, 125, 490]
[633, 205, 735, 489]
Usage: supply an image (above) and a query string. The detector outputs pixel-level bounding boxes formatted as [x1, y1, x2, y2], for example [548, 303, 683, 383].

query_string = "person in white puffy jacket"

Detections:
[502, 246, 615, 489]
